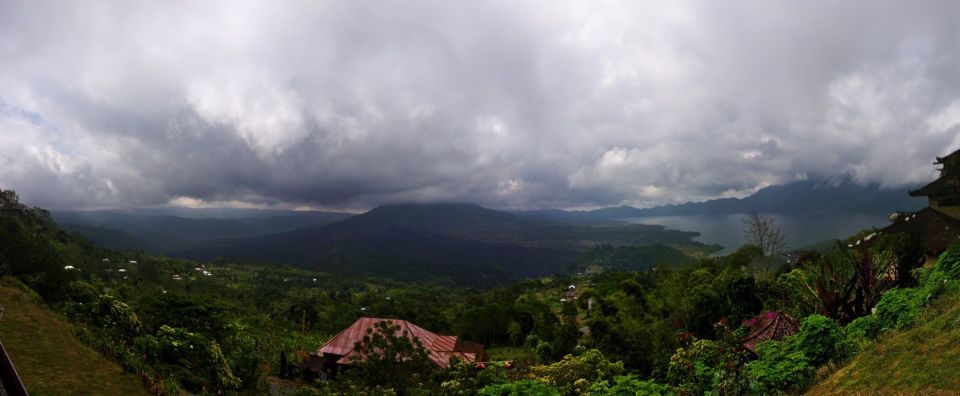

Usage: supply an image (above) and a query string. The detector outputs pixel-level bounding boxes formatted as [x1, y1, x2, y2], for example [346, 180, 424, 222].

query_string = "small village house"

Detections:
[298, 317, 483, 377]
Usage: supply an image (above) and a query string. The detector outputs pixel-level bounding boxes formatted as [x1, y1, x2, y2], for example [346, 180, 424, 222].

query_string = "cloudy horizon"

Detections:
[2, 1, 960, 211]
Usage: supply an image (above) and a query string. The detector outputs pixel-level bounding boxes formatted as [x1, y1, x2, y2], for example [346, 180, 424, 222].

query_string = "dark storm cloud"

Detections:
[1, 1, 960, 210]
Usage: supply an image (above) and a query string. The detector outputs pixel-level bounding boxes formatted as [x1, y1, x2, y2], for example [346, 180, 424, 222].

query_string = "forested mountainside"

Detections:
[168, 203, 717, 285]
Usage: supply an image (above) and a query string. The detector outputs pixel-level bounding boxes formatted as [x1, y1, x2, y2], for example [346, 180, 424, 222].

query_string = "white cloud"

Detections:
[1, 0, 958, 210]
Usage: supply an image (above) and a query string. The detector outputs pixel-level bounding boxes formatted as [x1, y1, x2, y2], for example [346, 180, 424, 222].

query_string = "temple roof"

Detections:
[935, 148, 960, 165]
[740, 311, 799, 353]
[909, 175, 958, 197]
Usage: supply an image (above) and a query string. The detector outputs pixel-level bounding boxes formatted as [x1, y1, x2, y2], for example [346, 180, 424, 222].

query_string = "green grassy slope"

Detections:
[809, 290, 960, 395]
[0, 279, 149, 396]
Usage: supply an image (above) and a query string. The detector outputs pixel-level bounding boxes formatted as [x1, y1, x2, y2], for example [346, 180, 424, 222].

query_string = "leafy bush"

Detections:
[437, 359, 509, 395]
[873, 288, 927, 332]
[667, 322, 749, 395]
[747, 339, 814, 394]
[585, 374, 674, 395]
[66, 293, 144, 339]
[478, 380, 560, 396]
[668, 340, 718, 393]
[135, 325, 242, 393]
[844, 314, 881, 348]
[746, 315, 844, 394]
[529, 349, 624, 394]
[794, 314, 847, 366]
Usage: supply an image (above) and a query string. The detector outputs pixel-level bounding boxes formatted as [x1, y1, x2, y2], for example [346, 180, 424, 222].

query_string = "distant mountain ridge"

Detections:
[52, 208, 353, 253]
[519, 180, 925, 223]
[169, 203, 716, 285]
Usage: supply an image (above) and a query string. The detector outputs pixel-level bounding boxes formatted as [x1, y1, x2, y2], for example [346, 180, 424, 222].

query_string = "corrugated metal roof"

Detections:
[317, 317, 478, 368]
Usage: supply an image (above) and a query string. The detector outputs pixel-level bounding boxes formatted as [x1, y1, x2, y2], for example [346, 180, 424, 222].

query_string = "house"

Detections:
[304, 317, 483, 374]
[740, 310, 799, 353]
[562, 285, 577, 301]
[910, 149, 960, 220]
[0, 190, 30, 216]
[867, 149, 960, 261]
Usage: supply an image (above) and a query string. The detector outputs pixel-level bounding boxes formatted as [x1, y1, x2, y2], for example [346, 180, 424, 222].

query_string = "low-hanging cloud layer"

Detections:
[2, 1, 960, 210]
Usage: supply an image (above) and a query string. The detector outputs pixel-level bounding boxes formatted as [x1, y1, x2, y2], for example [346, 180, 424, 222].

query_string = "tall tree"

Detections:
[741, 212, 786, 274]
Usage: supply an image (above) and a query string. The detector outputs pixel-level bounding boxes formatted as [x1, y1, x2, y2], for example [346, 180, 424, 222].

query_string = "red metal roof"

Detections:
[317, 317, 477, 368]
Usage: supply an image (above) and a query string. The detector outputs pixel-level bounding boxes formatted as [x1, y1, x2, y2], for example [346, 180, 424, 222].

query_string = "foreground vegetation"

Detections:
[2, 190, 959, 395]
[811, 274, 960, 394]
[0, 279, 149, 396]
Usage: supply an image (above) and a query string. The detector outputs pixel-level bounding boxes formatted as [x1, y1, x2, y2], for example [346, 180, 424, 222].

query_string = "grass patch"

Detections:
[0, 282, 150, 396]
[809, 289, 960, 395]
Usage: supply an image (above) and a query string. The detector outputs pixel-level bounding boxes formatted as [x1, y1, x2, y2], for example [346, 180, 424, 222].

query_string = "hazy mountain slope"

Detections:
[170, 219, 574, 284]
[169, 203, 716, 284]
[57, 223, 144, 251]
[520, 180, 925, 223]
[341, 203, 711, 250]
[51, 209, 353, 253]
[0, 279, 150, 396]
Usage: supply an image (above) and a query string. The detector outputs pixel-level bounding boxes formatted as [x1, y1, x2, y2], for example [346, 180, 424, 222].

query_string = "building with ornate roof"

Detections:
[873, 149, 960, 257]
[910, 149, 960, 220]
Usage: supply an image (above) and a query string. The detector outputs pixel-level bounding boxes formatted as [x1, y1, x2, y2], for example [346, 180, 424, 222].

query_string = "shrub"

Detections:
[747, 339, 814, 394]
[873, 287, 926, 332]
[536, 340, 554, 362]
[437, 359, 508, 396]
[139, 325, 242, 393]
[585, 374, 674, 396]
[746, 315, 844, 394]
[795, 314, 847, 366]
[844, 314, 881, 348]
[66, 293, 144, 339]
[668, 340, 720, 394]
[529, 349, 624, 394]
[667, 322, 750, 395]
[478, 380, 560, 396]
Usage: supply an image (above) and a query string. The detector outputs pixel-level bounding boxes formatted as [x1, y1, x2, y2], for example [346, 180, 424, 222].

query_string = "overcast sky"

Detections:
[2, 1, 960, 211]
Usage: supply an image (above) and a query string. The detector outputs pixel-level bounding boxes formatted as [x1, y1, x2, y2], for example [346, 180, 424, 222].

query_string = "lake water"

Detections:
[627, 213, 892, 254]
